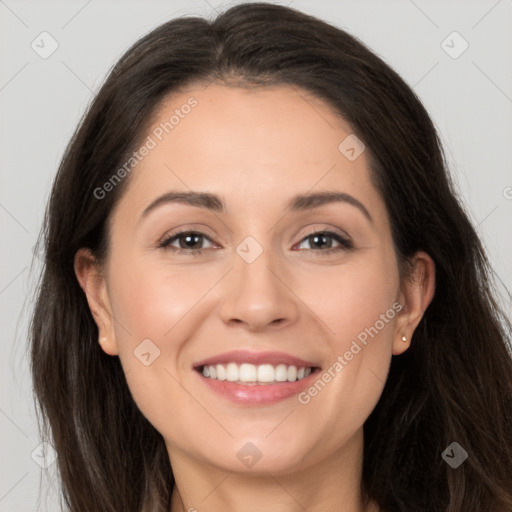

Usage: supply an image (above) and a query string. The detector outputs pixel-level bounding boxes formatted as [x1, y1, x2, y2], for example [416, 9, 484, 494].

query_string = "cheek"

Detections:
[105, 257, 220, 432]
[302, 249, 399, 344]
[108, 255, 215, 347]
[293, 251, 399, 432]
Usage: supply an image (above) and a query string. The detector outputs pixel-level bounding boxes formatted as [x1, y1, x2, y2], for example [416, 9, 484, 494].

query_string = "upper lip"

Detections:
[193, 350, 320, 369]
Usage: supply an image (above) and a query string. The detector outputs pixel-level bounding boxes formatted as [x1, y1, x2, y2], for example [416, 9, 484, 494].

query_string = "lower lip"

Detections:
[195, 368, 320, 406]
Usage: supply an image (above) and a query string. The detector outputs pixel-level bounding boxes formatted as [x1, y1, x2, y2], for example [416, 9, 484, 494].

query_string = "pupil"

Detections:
[177, 233, 333, 250]
[181, 234, 201, 249]
[312, 234, 330, 249]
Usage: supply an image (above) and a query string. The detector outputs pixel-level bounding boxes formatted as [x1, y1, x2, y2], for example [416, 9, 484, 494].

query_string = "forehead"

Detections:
[114, 83, 384, 220]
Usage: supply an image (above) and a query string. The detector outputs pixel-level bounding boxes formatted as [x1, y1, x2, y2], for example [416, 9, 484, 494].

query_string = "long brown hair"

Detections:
[30, 3, 512, 511]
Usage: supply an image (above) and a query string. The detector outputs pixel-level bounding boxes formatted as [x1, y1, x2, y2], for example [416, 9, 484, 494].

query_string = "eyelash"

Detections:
[158, 228, 353, 256]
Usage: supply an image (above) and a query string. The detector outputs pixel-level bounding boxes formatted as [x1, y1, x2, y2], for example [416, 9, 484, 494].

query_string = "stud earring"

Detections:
[99, 336, 108, 344]
[401, 335, 407, 343]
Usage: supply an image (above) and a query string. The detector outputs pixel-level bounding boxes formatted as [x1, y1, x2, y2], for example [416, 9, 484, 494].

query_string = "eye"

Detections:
[158, 228, 353, 256]
[295, 230, 353, 253]
[159, 230, 216, 255]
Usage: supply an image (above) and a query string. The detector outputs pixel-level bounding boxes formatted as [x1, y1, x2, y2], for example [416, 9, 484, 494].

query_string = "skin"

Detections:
[75, 83, 435, 512]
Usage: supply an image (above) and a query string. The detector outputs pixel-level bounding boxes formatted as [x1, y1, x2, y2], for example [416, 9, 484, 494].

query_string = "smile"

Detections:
[193, 349, 321, 405]
[199, 362, 313, 385]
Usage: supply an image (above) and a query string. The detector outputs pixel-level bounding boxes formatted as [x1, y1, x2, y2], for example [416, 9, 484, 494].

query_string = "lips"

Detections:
[193, 349, 320, 369]
[192, 350, 321, 405]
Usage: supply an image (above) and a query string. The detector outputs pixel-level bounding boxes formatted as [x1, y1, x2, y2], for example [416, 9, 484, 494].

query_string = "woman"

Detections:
[30, 2, 512, 511]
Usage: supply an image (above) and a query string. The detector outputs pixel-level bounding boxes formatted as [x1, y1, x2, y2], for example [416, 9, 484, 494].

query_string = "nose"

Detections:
[218, 241, 300, 332]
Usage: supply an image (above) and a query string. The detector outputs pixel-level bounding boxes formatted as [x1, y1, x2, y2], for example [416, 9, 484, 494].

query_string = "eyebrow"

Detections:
[140, 190, 373, 224]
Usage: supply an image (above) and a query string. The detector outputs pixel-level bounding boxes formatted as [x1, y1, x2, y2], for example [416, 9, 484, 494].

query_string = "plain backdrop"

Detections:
[1, 0, 511, 510]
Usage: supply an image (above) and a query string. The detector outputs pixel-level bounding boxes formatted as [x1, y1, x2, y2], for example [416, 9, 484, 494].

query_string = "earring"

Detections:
[99, 336, 108, 344]
[401, 335, 407, 343]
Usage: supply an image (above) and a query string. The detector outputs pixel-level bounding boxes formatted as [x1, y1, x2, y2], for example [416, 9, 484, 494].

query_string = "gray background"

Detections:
[1, 0, 511, 510]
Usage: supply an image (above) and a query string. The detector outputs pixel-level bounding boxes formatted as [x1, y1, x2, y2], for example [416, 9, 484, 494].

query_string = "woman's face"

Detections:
[78, 83, 429, 476]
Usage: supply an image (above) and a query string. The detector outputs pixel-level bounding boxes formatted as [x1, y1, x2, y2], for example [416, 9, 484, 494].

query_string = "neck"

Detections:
[168, 428, 378, 512]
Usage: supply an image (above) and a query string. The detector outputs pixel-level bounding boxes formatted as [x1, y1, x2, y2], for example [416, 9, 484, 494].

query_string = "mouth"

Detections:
[196, 362, 319, 385]
[192, 350, 322, 405]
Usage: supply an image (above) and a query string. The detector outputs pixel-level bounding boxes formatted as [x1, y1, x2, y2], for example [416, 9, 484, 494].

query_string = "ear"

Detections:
[392, 251, 436, 355]
[74, 248, 119, 356]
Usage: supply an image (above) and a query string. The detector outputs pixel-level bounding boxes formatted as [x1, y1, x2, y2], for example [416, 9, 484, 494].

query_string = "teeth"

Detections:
[201, 363, 313, 384]
[287, 365, 297, 381]
[275, 364, 288, 382]
[257, 364, 275, 383]
[226, 363, 238, 382]
[240, 363, 257, 382]
[216, 364, 226, 381]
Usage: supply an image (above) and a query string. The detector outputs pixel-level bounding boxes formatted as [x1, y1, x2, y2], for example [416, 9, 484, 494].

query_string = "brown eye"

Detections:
[296, 231, 353, 252]
[159, 230, 216, 255]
